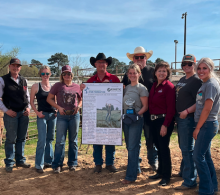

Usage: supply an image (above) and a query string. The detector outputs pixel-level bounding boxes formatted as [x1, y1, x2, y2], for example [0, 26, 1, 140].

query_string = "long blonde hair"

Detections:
[196, 58, 220, 84]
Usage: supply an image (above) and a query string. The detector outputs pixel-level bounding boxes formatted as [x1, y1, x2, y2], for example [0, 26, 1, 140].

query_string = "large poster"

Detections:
[82, 83, 123, 146]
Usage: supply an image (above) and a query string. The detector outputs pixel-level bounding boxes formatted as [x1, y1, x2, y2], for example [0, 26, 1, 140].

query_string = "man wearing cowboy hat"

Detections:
[83, 53, 120, 173]
[0, 58, 31, 173]
[122, 46, 158, 172]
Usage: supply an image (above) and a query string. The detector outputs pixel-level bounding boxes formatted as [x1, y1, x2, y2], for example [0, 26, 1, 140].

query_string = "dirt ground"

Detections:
[0, 138, 220, 195]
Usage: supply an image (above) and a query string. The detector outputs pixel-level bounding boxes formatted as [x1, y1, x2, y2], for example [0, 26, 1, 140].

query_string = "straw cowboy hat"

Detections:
[90, 53, 112, 67]
[126, 46, 153, 61]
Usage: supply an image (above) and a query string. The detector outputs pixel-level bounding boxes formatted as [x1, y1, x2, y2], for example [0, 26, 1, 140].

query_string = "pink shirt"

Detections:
[50, 82, 82, 110]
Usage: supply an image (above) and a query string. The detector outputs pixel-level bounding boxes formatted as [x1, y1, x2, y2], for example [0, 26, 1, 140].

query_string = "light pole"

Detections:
[182, 12, 187, 55]
[174, 40, 178, 71]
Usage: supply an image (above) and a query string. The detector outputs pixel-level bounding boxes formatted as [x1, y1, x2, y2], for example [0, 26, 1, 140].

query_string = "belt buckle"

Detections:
[151, 115, 156, 120]
[65, 110, 73, 115]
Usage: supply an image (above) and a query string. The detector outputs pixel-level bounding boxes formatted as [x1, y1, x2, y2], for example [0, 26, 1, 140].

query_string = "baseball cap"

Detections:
[61, 65, 72, 73]
[182, 54, 196, 63]
[10, 58, 22, 66]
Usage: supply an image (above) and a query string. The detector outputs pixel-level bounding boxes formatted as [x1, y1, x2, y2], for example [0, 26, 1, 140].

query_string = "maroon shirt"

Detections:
[149, 79, 176, 127]
[50, 82, 82, 111]
[87, 71, 120, 83]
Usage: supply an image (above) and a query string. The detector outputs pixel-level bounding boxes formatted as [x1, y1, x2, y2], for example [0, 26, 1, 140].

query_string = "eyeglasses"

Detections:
[62, 72, 71, 76]
[134, 56, 145, 60]
[41, 72, 50, 76]
[181, 62, 193, 67]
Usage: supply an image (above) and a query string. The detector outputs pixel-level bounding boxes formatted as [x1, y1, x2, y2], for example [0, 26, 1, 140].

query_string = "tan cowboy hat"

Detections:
[126, 46, 153, 61]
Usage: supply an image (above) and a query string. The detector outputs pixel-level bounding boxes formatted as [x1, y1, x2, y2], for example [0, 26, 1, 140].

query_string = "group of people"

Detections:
[0, 46, 219, 195]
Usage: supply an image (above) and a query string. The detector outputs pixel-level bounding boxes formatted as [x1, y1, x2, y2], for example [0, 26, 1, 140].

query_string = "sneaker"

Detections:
[158, 178, 170, 186]
[44, 164, 52, 169]
[150, 164, 157, 172]
[36, 169, 44, 173]
[5, 167, 13, 173]
[94, 165, 102, 173]
[106, 165, 118, 173]
[16, 162, 31, 168]
[69, 166, 76, 171]
[54, 166, 62, 174]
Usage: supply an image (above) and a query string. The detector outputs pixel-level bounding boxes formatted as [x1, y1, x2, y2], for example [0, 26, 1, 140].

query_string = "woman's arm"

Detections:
[30, 84, 45, 118]
[179, 104, 196, 119]
[138, 96, 148, 116]
[47, 93, 65, 115]
[73, 97, 82, 115]
[193, 99, 213, 140]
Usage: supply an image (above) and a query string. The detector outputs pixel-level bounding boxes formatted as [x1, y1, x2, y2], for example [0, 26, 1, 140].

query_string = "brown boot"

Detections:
[106, 165, 118, 172]
[94, 165, 102, 173]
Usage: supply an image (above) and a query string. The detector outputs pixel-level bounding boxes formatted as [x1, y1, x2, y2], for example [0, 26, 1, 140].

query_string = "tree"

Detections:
[155, 58, 164, 64]
[0, 46, 20, 76]
[47, 53, 69, 76]
[108, 58, 127, 74]
[31, 59, 42, 70]
[20, 65, 38, 77]
[69, 54, 90, 76]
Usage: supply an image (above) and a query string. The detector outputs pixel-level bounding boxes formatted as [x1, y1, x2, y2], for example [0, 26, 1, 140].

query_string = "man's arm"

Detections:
[0, 77, 17, 117]
[0, 77, 8, 113]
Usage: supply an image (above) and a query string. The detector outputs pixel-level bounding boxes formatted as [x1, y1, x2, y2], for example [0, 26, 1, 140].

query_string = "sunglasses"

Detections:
[134, 56, 145, 60]
[181, 62, 193, 67]
[62, 72, 71, 76]
[41, 72, 50, 76]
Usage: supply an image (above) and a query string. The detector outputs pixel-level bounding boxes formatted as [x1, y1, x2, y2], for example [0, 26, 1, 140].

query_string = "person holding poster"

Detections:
[47, 65, 82, 173]
[81, 53, 120, 173]
[122, 64, 148, 184]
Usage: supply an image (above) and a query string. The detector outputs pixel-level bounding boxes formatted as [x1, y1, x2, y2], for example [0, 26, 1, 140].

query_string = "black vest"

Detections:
[2, 73, 28, 112]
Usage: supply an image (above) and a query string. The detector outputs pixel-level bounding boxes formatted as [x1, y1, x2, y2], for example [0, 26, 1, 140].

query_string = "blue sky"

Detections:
[1, 0, 220, 69]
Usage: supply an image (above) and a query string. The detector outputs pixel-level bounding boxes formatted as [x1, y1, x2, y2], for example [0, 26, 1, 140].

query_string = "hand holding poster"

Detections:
[82, 83, 123, 145]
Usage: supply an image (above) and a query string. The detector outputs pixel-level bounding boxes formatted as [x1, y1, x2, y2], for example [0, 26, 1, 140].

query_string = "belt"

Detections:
[150, 114, 166, 121]
[64, 110, 74, 115]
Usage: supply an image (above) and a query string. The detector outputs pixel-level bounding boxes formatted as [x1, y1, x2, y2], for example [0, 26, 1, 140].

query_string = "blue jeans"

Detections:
[93, 144, 115, 166]
[105, 111, 111, 122]
[123, 117, 144, 181]
[143, 111, 158, 167]
[193, 121, 218, 195]
[35, 112, 56, 170]
[3, 111, 29, 167]
[176, 116, 197, 187]
[52, 112, 80, 168]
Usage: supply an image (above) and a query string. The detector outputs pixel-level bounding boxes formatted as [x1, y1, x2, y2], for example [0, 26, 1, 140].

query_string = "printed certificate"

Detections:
[82, 83, 123, 145]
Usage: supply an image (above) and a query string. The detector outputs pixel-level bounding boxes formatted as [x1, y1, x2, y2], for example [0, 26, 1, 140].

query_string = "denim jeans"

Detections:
[142, 111, 158, 167]
[105, 111, 111, 122]
[193, 121, 219, 195]
[35, 112, 56, 170]
[52, 112, 80, 168]
[176, 116, 197, 187]
[3, 111, 29, 167]
[123, 117, 143, 181]
[93, 144, 115, 166]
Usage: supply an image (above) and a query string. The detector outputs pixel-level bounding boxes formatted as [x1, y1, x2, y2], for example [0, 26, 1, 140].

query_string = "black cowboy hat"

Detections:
[90, 53, 112, 67]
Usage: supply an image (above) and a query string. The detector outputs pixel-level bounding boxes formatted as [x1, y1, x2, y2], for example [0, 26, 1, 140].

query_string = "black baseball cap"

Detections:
[10, 58, 22, 66]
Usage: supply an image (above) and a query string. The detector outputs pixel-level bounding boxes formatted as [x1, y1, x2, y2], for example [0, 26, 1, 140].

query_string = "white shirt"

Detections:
[0, 76, 30, 113]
